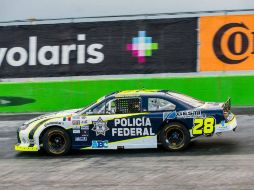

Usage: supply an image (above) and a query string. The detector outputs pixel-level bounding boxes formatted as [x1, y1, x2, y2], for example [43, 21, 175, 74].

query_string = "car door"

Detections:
[71, 100, 109, 149]
[102, 96, 157, 149]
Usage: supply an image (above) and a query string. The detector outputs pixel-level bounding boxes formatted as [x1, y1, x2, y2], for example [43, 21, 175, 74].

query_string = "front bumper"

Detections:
[15, 144, 39, 152]
[15, 125, 40, 152]
[15, 129, 39, 152]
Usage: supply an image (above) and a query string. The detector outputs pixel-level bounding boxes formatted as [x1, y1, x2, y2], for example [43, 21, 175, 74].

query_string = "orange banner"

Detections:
[200, 14, 254, 71]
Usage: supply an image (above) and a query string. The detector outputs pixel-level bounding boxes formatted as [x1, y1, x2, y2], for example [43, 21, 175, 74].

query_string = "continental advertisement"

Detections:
[200, 14, 254, 71]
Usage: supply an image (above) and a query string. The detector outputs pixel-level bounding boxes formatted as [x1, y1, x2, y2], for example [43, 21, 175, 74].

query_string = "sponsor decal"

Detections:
[72, 120, 80, 125]
[216, 120, 230, 132]
[92, 117, 109, 136]
[114, 117, 151, 127]
[63, 116, 72, 121]
[112, 127, 155, 137]
[81, 120, 88, 124]
[126, 31, 158, 63]
[44, 121, 63, 127]
[200, 14, 254, 71]
[164, 110, 205, 121]
[80, 129, 89, 137]
[81, 125, 89, 130]
[166, 111, 177, 120]
[92, 140, 108, 148]
[75, 137, 87, 142]
[163, 112, 170, 121]
[72, 116, 80, 119]
[176, 110, 204, 119]
[73, 129, 80, 134]
[112, 117, 154, 137]
[73, 126, 80, 130]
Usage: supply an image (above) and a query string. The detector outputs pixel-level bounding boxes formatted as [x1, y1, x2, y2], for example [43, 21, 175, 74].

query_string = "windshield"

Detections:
[77, 96, 106, 114]
[76, 102, 95, 113]
[167, 92, 205, 108]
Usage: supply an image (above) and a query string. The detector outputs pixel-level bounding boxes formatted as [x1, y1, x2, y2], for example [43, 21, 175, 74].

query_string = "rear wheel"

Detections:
[160, 122, 190, 151]
[42, 127, 71, 156]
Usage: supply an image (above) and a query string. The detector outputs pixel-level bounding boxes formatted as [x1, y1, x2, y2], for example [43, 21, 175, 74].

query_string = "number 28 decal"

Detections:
[192, 117, 216, 135]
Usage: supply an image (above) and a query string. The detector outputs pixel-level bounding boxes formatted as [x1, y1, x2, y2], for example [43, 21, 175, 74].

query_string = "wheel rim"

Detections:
[165, 126, 185, 150]
[48, 131, 67, 154]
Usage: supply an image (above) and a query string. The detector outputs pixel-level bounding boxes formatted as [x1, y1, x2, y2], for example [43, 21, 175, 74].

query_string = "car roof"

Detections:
[108, 89, 171, 98]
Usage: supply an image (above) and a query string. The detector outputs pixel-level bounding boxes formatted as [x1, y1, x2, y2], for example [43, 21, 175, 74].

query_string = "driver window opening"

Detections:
[106, 98, 141, 114]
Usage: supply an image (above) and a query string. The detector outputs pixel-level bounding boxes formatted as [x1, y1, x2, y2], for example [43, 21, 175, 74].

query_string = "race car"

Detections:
[15, 90, 237, 155]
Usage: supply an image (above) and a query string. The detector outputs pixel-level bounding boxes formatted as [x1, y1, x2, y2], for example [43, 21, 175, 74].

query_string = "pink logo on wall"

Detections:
[126, 31, 159, 63]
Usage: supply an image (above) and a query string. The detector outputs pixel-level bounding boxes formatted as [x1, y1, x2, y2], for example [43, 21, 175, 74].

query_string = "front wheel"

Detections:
[160, 122, 190, 151]
[42, 127, 71, 156]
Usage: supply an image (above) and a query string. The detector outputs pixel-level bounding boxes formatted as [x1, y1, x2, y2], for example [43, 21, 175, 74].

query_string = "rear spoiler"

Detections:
[222, 97, 231, 112]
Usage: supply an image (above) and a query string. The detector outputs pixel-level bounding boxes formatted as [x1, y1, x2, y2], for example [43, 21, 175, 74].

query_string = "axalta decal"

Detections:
[176, 110, 205, 118]
[165, 110, 205, 119]
[0, 34, 104, 67]
[200, 14, 254, 71]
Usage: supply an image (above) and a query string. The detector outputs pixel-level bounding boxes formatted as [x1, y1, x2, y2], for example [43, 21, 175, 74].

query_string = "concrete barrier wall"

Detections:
[0, 74, 253, 112]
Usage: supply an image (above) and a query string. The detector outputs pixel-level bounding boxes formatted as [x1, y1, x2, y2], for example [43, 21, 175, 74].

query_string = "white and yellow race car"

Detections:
[15, 90, 237, 155]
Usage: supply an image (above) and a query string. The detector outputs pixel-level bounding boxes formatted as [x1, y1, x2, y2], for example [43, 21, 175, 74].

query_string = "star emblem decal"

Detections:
[92, 117, 109, 136]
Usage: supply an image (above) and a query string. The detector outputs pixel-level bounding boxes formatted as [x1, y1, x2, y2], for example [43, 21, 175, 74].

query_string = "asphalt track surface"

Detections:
[0, 115, 254, 190]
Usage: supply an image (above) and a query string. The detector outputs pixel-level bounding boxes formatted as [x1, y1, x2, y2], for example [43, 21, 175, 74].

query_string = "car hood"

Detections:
[24, 108, 81, 125]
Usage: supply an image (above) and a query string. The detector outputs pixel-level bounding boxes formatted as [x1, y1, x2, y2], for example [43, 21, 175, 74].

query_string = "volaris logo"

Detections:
[0, 34, 104, 67]
[126, 31, 158, 63]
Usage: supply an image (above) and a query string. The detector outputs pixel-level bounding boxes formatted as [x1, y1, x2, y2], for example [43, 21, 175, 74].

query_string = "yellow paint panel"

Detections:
[117, 90, 159, 95]
[15, 144, 39, 152]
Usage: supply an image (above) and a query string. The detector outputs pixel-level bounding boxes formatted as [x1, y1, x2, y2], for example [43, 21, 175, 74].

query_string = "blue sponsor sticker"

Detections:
[166, 111, 177, 119]
[75, 137, 87, 142]
[81, 125, 89, 130]
[92, 140, 109, 148]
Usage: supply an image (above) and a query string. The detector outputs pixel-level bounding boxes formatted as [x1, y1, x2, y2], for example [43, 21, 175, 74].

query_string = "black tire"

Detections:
[42, 127, 71, 156]
[160, 122, 190, 151]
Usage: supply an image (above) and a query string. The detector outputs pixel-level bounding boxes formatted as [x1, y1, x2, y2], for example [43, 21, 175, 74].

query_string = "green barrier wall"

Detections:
[0, 75, 253, 113]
